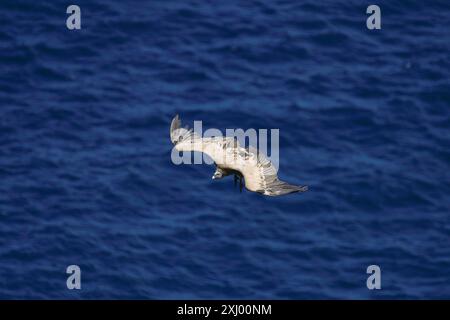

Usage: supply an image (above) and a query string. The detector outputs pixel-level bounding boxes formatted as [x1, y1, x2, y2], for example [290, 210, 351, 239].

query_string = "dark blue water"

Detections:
[1, 0, 450, 299]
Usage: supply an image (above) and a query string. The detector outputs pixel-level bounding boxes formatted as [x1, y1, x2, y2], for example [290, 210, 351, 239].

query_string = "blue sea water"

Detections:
[1, 0, 450, 299]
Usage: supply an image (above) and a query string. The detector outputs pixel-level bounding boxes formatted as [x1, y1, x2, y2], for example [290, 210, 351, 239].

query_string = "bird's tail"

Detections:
[263, 181, 308, 196]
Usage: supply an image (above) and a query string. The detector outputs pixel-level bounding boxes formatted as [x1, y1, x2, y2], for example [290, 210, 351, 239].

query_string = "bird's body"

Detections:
[170, 115, 308, 196]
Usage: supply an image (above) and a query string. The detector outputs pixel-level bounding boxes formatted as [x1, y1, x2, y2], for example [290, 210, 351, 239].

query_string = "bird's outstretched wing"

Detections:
[170, 114, 234, 163]
[170, 114, 199, 144]
[231, 146, 308, 196]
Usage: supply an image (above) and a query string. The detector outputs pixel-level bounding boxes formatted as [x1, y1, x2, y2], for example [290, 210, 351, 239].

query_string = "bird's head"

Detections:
[212, 171, 223, 180]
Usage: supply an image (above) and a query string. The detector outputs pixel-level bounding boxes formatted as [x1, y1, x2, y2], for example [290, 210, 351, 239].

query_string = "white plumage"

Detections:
[170, 115, 308, 196]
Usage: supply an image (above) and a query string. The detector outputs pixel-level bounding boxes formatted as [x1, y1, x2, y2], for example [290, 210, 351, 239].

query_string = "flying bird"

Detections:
[170, 115, 308, 196]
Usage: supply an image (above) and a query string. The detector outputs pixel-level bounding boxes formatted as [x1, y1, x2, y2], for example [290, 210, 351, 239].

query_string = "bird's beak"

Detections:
[212, 176, 216, 180]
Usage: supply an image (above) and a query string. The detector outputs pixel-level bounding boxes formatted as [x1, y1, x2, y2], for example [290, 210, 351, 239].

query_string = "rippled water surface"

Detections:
[1, 0, 450, 299]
